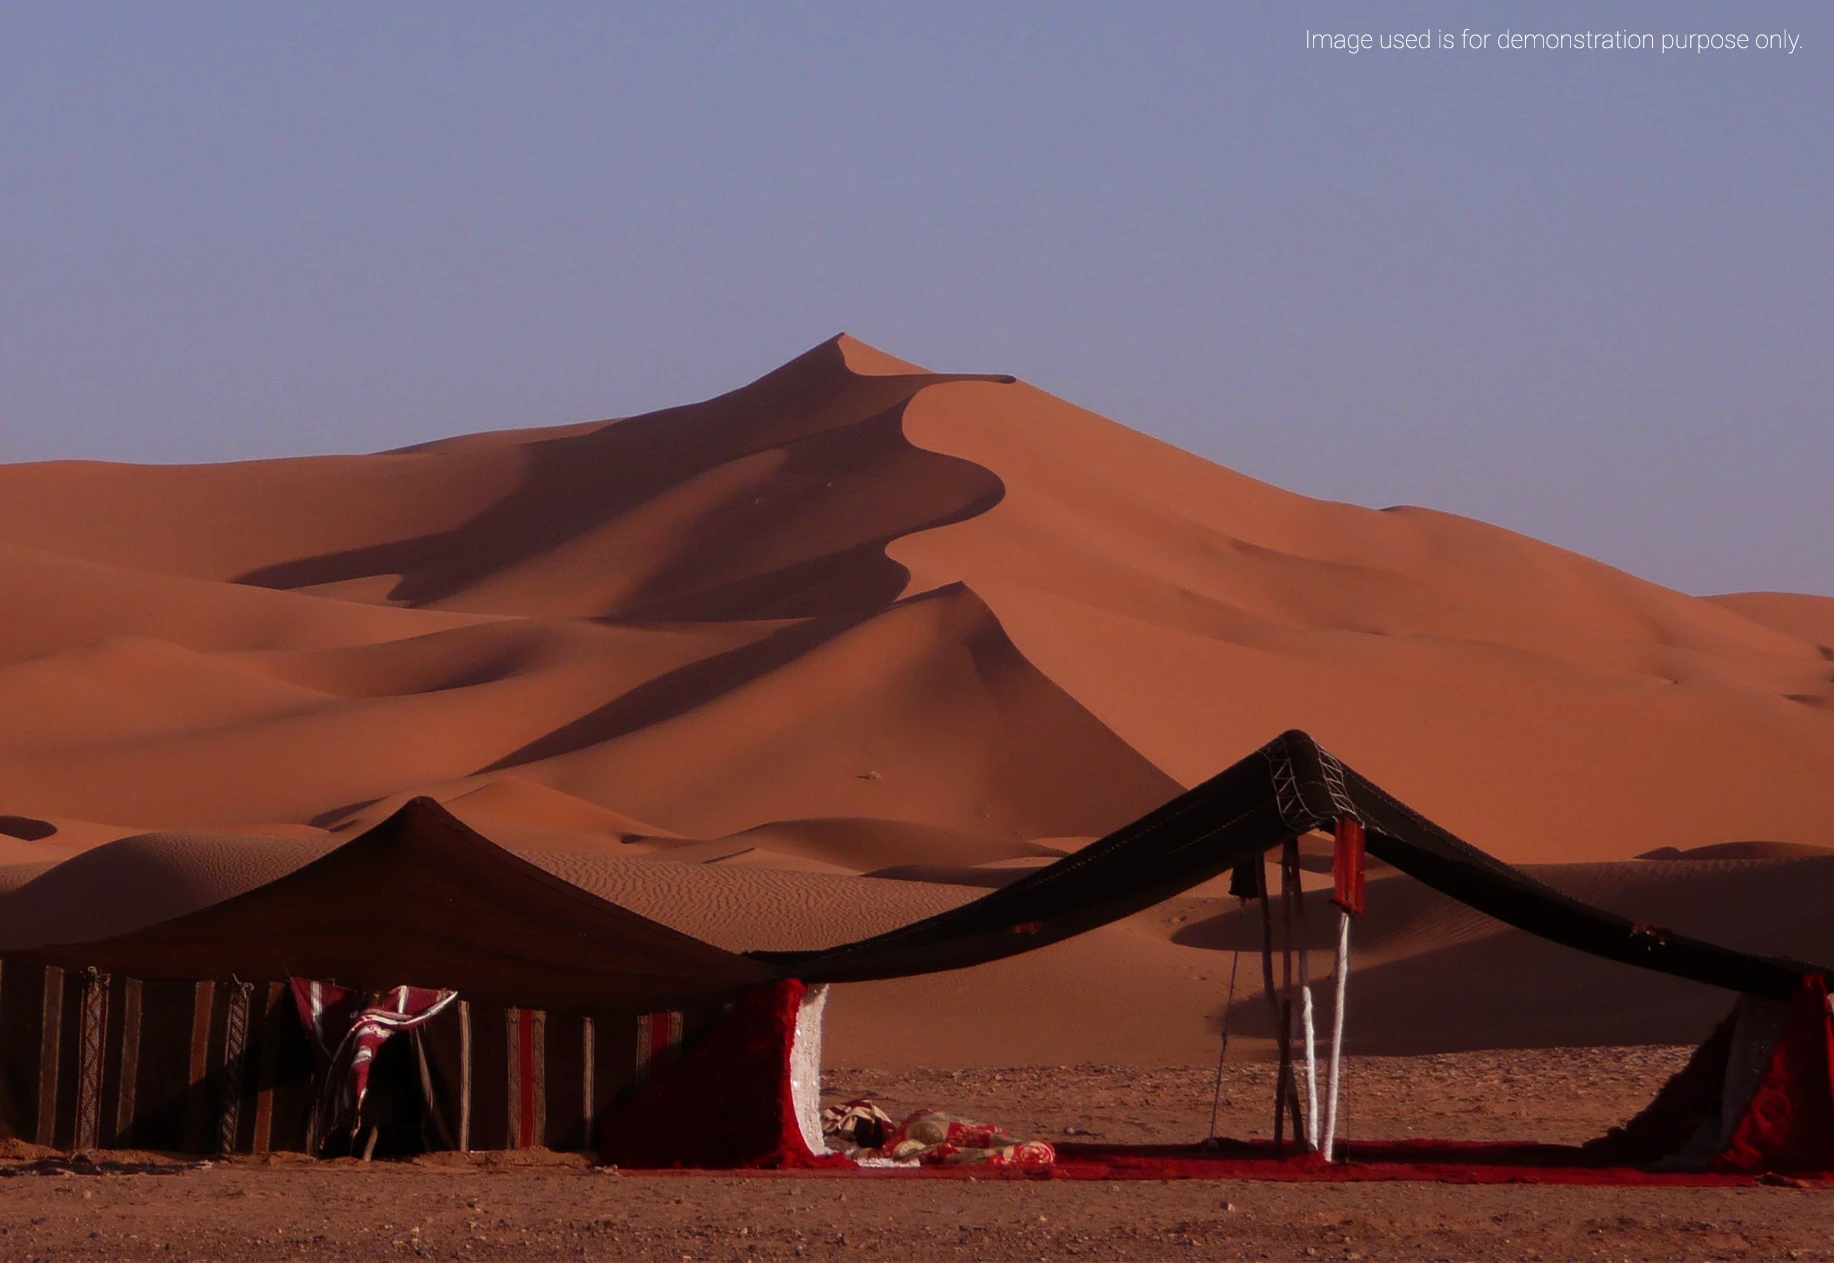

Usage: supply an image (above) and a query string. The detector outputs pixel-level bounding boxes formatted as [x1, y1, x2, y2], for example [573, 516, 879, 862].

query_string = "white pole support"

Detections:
[1323, 909, 1351, 1161]
[1300, 983, 1319, 1151]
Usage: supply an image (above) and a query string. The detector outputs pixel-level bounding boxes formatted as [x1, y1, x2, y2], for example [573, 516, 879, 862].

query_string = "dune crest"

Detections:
[1, 335, 1830, 1060]
[885, 377, 1834, 861]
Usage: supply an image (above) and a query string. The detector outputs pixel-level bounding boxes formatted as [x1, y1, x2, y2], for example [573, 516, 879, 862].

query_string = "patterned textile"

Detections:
[290, 978, 457, 1139]
[820, 1097, 895, 1149]
[827, 1103, 1056, 1168]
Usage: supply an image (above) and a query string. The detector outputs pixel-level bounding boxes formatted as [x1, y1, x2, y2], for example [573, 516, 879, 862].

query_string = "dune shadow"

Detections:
[235, 340, 1009, 622]
[477, 594, 927, 773]
[0, 815, 56, 842]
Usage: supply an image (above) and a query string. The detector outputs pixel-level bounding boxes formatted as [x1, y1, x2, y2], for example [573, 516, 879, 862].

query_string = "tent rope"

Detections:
[1205, 923, 1244, 1139]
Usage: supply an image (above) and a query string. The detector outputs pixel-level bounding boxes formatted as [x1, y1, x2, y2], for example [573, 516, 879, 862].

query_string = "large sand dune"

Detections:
[2, 334, 1830, 1063]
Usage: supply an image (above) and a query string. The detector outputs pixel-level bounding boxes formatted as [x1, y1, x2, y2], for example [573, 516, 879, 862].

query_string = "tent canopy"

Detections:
[6, 729, 1832, 1176]
[13, 729, 1827, 1010]
[761, 730, 1832, 999]
[8, 798, 771, 1013]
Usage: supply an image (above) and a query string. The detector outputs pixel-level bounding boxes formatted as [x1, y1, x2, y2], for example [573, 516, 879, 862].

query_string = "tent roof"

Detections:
[15, 731, 1826, 1014]
[10, 797, 771, 1012]
[761, 730, 1834, 1000]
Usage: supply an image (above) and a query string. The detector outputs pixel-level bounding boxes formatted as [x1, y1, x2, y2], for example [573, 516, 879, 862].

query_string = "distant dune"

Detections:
[2, 334, 1830, 1064]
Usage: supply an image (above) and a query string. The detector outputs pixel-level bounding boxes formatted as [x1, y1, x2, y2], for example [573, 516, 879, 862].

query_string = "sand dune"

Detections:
[888, 378, 1834, 862]
[1, 333, 1829, 1062]
[630, 818, 1064, 873]
[0, 832, 340, 949]
[1639, 840, 1834, 861]
[1707, 591, 1834, 648]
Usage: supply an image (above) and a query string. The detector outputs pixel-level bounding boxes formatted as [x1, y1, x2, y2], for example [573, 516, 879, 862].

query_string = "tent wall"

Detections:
[0, 959, 725, 1156]
[413, 997, 720, 1152]
[0, 964, 317, 1154]
[599, 978, 843, 1170]
[1588, 977, 1834, 1174]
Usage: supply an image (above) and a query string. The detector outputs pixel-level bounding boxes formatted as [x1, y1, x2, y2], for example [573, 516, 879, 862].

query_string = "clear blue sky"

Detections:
[2, 2, 1828, 595]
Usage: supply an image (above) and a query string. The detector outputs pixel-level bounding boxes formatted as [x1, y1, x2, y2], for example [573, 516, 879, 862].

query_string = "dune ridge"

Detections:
[1, 333, 1830, 1062]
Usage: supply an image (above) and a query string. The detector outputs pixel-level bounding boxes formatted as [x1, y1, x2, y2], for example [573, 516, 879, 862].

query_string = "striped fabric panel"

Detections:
[413, 1028, 456, 1150]
[504, 1008, 519, 1147]
[457, 1000, 472, 1153]
[504, 1007, 548, 1149]
[632, 1010, 683, 1088]
[113, 978, 143, 1147]
[251, 982, 285, 1155]
[74, 968, 110, 1151]
[36, 966, 65, 1147]
[581, 1017, 596, 1136]
[218, 981, 254, 1156]
[185, 980, 215, 1153]
[526, 1009, 546, 1147]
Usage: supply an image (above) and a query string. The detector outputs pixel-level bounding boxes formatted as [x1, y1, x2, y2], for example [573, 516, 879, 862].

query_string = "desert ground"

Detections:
[4, 1051, 1831, 1262]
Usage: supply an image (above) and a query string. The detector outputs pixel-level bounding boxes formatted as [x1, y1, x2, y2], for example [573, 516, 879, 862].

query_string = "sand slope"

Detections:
[889, 379, 1834, 862]
[1, 333, 1829, 1060]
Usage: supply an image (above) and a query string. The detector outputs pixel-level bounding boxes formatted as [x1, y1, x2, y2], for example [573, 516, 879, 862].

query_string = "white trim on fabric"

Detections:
[790, 985, 829, 1156]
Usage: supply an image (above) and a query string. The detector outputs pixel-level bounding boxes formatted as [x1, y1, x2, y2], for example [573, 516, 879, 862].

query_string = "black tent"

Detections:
[761, 730, 1829, 999]
[4, 730, 1830, 1174]
[0, 801, 768, 1155]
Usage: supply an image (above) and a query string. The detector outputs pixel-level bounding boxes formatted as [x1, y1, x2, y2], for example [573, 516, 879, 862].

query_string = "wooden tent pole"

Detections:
[1279, 838, 1306, 1147]
[1289, 838, 1319, 1150]
[1256, 854, 1287, 1148]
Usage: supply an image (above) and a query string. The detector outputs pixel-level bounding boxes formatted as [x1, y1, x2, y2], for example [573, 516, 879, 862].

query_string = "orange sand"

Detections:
[1, 334, 1829, 1064]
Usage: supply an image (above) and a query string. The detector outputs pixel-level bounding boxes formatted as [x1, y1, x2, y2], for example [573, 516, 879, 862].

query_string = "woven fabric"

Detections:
[600, 979, 848, 1170]
[289, 978, 456, 1140]
[765, 731, 1829, 1001]
[1332, 816, 1366, 915]
[1714, 976, 1834, 1173]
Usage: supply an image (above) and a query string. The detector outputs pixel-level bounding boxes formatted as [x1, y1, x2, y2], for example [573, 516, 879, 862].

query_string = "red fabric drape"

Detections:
[1332, 817, 1366, 915]
[1714, 975, 1834, 1173]
[599, 979, 848, 1170]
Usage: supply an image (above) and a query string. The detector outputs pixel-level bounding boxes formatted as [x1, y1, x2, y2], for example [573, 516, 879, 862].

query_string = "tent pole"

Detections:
[1323, 909, 1350, 1162]
[1257, 855, 1287, 1148]
[1292, 838, 1317, 1152]
[1301, 983, 1319, 1151]
[1279, 838, 1305, 1147]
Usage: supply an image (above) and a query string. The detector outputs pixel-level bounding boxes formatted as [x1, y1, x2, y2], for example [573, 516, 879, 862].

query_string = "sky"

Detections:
[2, 2, 1828, 596]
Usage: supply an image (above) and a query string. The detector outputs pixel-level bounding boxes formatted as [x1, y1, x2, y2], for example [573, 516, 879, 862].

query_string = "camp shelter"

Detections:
[2, 730, 1831, 1180]
[727, 729, 1834, 1179]
[0, 799, 774, 1156]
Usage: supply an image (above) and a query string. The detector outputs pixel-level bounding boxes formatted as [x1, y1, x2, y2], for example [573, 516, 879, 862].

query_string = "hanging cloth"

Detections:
[291, 978, 458, 1143]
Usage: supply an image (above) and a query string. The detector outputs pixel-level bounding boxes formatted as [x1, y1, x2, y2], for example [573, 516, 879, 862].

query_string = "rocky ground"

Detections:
[2, 1048, 1829, 1262]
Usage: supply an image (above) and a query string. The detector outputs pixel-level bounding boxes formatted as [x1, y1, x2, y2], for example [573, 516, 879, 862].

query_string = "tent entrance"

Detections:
[313, 1034, 430, 1160]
